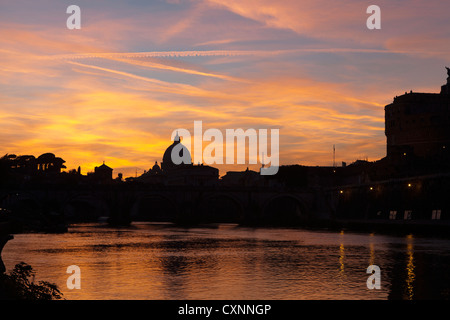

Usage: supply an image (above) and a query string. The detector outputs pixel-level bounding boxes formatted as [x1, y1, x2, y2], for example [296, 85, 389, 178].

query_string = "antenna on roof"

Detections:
[333, 145, 336, 168]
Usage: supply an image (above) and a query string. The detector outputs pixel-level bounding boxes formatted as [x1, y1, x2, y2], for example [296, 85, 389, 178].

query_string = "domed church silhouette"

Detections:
[161, 131, 192, 172]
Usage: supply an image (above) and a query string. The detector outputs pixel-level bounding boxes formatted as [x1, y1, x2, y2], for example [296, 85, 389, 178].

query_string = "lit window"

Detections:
[432, 210, 442, 220]
[404, 210, 412, 220]
[389, 211, 397, 220]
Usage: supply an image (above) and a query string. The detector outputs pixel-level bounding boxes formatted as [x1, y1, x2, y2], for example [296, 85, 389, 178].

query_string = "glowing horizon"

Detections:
[1, 0, 450, 178]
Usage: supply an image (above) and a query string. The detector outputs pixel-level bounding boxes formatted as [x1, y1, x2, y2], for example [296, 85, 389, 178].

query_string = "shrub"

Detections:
[0, 262, 64, 300]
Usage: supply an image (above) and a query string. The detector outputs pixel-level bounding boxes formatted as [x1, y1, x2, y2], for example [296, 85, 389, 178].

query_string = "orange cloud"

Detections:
[5, 1, 449, 177]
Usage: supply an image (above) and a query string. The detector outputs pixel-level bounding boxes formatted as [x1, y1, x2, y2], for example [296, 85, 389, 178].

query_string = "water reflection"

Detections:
[368, 233, 375, 267]
[2, 223, 450, 300]
[338, 231, 345, 280]
[405, 235, 415, 300]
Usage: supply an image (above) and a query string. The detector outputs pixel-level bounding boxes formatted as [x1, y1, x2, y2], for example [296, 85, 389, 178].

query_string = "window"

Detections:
[389, 211, 397, 220]
[404, 210, 412, 220]
[432, 209, 441, 220]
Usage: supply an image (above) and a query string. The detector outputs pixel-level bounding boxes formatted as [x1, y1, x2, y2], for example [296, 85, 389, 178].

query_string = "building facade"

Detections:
[385, 71, 450, 159]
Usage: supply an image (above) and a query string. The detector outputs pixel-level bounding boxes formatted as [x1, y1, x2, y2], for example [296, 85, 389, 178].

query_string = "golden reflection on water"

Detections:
[5, 223, 439, 299]
[368, 233, 375, 266]
[405, 234, 415, 300]
[339, 230, 345, 279]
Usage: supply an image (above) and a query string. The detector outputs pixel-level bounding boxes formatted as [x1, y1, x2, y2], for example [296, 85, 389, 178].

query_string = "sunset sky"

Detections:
[1, 0, 450, 177]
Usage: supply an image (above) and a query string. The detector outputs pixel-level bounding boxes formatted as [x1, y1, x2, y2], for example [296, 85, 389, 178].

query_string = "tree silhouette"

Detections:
[0, 262, 64, 300]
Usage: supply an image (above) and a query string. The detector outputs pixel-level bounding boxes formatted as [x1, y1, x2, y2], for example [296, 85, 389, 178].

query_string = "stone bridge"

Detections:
[0, 184, 337, 226]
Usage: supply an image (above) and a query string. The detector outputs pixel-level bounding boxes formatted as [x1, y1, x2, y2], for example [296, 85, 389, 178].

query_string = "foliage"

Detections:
[0, 262, 64, 300]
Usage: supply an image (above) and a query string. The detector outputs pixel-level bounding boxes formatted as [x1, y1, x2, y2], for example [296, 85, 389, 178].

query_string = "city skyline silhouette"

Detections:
[3, 1, 450, 179]
[2, 1, 450, 303]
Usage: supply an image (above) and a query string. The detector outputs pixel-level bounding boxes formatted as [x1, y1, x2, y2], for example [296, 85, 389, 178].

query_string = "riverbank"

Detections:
[6, 216, 450, 240]
[76, 218, 450, 239]
[149, 217, 450, 239]
[284, 219, 450, 238]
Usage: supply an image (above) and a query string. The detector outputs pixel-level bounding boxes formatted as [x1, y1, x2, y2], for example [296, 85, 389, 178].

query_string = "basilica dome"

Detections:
[161, 132, 191, 171]
[152, 161, 161, 173]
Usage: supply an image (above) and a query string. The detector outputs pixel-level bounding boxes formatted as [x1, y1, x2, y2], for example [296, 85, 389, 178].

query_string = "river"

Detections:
[3, 222, 450, 300]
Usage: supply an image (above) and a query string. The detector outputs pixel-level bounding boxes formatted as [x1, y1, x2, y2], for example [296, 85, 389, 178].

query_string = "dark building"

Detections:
[330, 70, 450, 222]
[221, 168, 275, 187]
[161, 132, 191, 172]
[91, 162, 113, 183]
[136, 133, 219, 186]
[385, 70, 450, 159]
[161, 134, 218, 186]
[221, 168, 261, 187]
[163, 163, 219, 186]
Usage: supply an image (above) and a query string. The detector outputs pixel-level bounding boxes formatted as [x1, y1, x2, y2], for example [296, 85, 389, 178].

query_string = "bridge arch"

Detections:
[0, 191, 41, 215]
[1, 190, 68, 231]
[62, 192, 109, 222]
[261, 193, 309, 224]
[197, 192, 245, 223]
[133, 193, 180, 222]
